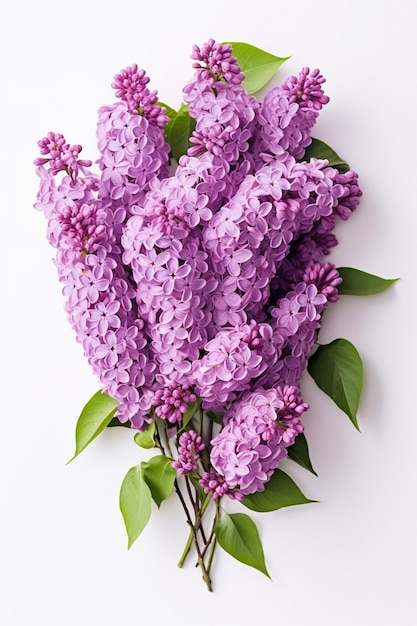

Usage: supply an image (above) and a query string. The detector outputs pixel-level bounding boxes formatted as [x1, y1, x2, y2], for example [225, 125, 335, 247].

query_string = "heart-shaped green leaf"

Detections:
[179, 397, 202, 432]
[67, 390, 118, 463]
[156, 100, 177, 122]
[134, 421, 156, 449]
[225, 42, 290, 94]
[142, 455, 176, 508]
[119, 464, 152, 549]
[287, 433, 318, 476]
[214, 512, 270, 578]
[337, 267, 400, 296]
[308, 339, 363, 430]
[242, 468, 316, 512]
[164, 103, 196, 162]
[303, 138, 350, 173]
[189, 473, 206, 504]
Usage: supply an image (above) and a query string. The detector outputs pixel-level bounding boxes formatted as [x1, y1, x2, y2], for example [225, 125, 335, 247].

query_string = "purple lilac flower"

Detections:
[191, 323, 271, 411]
[112, 64, 169, 127]
[209, 387, 307, 498]
[262, 276, 331, 388]
[253, 67, 329, 163]
[282, 67, 330, 110]
[183, 40, 259, 198]
[173, 430, 205, 474]
[34, 38, 362, 462]
[189, 39, 245, 87]
[303, 261, 342, 303]
[55, 199, 111, 254]
[34, 138, 156, 430]
[153, 382, 197, 424]
[200, 471, 243, 500]
[34, 132, 92, 177]
[97, 101, 170, 214]
[274, 385, 309, 445]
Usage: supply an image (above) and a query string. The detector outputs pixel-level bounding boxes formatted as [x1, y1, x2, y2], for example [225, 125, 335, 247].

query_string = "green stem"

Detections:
[163, 425, 175, 458]
[185, 475, 207, 543]
[154, 412, 212, 589]
[207, 412, 213, 448]
[177, 492, 212, 568]
[178, 527, 194, 568]
[201, 497, 219, 560]
[206, 536, 217, 578]
[206, 500, 220, 577]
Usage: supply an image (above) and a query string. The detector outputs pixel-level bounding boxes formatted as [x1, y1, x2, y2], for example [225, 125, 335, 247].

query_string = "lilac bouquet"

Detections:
[34, 40, 397, 590]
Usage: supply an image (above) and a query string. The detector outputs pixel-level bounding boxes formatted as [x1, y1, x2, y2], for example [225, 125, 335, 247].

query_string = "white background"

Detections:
[1, 1, 416, 624]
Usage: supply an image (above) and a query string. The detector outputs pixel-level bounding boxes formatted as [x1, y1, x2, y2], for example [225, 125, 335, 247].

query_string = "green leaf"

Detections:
[303, 138, 350, 173]
[67, 390, 118, 463]
[242, 468, 316, 512]
[337, 267, 400, 296]
[142, 455, 176, 508]
[205, 410, 223, 425]
[134, 421, 156, 449]
[214, 512, 270, 578]
[119, 464, 152, 549]
[107, 417, 131, 428]
[164, 104, 196, 162]
[180, 397, 202, 432]
[308, 339, 363, 430]
[156, 100, 177, 122]
[287, 432, 318, 476]
[225, 42, 290, 94]
[189, 473, 206, 504]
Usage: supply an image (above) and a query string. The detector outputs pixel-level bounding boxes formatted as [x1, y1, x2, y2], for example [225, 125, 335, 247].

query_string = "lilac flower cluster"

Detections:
[34, 40, 361, 499]
[173, 429, 205, 474]
[154, 382, 196, 424]
[204, 386, 308, 498]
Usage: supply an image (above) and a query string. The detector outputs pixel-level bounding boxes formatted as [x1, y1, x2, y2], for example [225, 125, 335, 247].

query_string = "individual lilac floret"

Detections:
[153, 382, 197, 424]
[190, 39, 245, 86]
[173, 430, 205, 474]
[112, 64, 169, 127]
[34, 132, 92, 177]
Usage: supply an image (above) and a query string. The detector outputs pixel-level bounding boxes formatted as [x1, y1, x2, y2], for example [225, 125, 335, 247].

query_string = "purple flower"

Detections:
[199, 471, 243, 500]
[94, 330, 126, 367]
[112, 64, 169, 127]
[153, 382, 197, 424]
[173, 430, 205, 474]
[34, 132, 92, 177]
[208, 386, 308, 498]
[188, 39, 245, 87]
[34, 38, 362, 451]
[303, 261, 342, 303]
[88, 299, 121, 335]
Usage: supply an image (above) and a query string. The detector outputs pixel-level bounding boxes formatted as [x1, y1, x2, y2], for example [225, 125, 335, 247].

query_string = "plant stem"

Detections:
[176, 490, 214, 591]
[155, 412, 214, 590]
[185, 475, 207, 543]
[206, 500, 220, 577]
[177, 491, 212, 567]
[177, 528, 194, 568]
